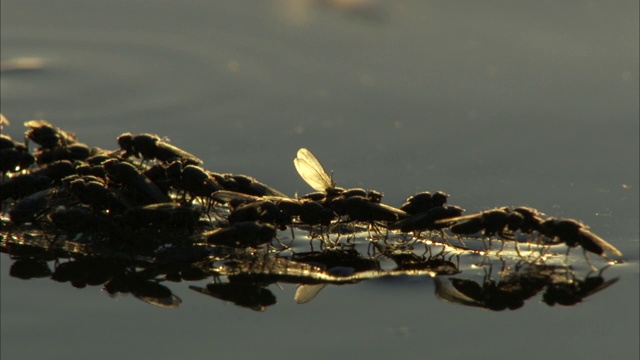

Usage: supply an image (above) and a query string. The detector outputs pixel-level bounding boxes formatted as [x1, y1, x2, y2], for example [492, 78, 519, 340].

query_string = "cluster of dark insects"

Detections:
[0, 116, 624, 310]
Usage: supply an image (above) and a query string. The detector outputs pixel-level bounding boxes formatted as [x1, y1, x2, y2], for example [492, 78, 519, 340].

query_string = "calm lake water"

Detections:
[1, 1, 638, 359]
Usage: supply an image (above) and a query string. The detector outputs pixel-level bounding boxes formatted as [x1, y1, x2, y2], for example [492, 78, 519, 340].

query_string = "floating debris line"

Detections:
[0, 116, 624, 311]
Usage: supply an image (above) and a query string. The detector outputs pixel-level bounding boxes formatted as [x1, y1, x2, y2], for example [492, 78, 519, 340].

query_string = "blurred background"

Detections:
[2, 1, 638, 359]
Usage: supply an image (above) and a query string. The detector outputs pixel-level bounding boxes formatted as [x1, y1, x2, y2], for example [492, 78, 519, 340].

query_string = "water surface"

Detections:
[1, 1, 638, 359]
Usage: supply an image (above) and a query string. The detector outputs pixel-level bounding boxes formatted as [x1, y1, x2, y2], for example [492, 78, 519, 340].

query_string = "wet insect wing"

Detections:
[538, 218, 623, 257]
[154, 140, 203, 165]
[577, 228, 623, 257]
[371, 202, 409, 221]
[294, 148, 334, 192]
[294, 284, 327, 304]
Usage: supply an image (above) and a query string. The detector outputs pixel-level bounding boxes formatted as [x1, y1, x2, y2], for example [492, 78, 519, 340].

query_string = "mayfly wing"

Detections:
[579, 229, 623, 257]
[294, 284, 327, 304]
[293, 148, 334, 192]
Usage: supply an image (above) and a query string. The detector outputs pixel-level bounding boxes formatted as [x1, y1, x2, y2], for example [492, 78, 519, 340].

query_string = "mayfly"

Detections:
[293, 148, 340, 195]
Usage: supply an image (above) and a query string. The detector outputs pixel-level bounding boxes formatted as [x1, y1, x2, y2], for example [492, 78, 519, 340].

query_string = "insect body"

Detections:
[117, 133, 203, 165]
[538, 218, 623, 259]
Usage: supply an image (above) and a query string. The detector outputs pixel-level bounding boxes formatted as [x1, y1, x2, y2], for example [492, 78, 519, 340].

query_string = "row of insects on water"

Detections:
[0, 116, 624, 263]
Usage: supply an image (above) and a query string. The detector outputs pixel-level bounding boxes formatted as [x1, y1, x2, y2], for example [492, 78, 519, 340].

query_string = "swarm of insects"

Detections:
[1, 117, 624, 264]
[0, 116, 626, 310]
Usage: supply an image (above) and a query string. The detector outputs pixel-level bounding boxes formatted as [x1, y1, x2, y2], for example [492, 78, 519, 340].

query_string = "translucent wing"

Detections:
[293, 148, 334, 192]
[294, 284, 327, 304]
[0, 113, 9, 127]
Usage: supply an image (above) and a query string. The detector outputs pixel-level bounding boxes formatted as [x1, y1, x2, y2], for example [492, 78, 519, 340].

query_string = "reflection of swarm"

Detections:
[435, 263, 619, 311]
[0, 117, 624, 268]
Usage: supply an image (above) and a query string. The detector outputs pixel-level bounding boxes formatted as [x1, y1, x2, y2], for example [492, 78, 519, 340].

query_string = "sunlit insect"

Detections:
[389, 205, 464, 248]
[65, 175, 132, 213]
[30, 159, 76, 182]
[103, 159, 171, 205]
[0, 113, 9, 134]
[439, 207, 524, 254]
[24, 120, 76, 150]
[399, 191, 449, 215]
[213, 189, 302, 233]
[117, 132, 203, 165]
[294, 148, 342, 197]
[538, 218, 623, 268]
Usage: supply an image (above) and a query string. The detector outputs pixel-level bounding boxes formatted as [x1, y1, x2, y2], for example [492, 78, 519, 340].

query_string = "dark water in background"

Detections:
[1, 1, 638, 359]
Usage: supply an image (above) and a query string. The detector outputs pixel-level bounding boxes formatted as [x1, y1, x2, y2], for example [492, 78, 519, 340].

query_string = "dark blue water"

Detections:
[2, 1, 638, 359]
